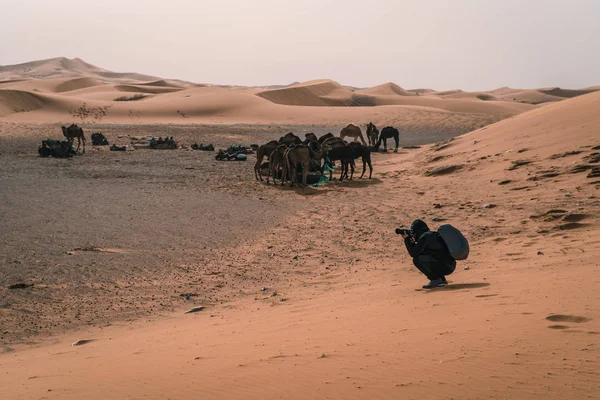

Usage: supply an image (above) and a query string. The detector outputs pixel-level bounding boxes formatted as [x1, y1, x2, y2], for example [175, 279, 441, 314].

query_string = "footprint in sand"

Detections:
[546, 314, 591, 323]
[548, 325, 570, 330]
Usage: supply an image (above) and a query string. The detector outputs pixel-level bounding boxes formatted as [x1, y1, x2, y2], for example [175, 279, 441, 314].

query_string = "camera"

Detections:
[395, 228, 411, 235]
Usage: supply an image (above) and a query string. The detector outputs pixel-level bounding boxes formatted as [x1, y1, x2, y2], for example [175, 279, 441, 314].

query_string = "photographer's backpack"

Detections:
[437, 224, 469, 260]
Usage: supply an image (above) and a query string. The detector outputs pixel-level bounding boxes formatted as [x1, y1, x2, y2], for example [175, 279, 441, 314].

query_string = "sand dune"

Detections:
[256, 79, 351, 106]
[356, 82, 416, 96]
[54, 77, 103, 93]
[495, 89, 563, 104]
[446, 90, 600, 157]
[0, 90, 48, 117]
[256, 80, 536, 115]
[0, 57, 163, 83]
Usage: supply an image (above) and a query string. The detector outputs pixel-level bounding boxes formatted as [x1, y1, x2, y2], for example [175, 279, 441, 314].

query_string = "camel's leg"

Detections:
[383, 138, 388, 152]
[368, 158, 373, 179]
[290, 164, 297, 187]
[281, 158, 288, 186]
[82, 135, 86, 154]
[341, 161, 350, 181]
[254, 153, 264, 181]
[360, 157, 367, 179]
[302, 162, 309, 186]
[394, 135, 399, 153]
[349, 160, 355, 180]
[359, 133, 367, 146]
[266, 162, 272, 184]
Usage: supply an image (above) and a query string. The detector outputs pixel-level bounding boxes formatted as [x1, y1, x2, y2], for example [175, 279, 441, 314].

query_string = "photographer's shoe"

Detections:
[422, 278, 445, 289]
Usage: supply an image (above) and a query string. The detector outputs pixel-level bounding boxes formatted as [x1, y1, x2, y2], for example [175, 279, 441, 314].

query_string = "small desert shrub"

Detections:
[114, 94, 147, 102]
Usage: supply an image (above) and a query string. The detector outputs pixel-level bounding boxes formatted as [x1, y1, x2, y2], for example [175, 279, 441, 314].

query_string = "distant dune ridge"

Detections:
[0, 57, 598, 130]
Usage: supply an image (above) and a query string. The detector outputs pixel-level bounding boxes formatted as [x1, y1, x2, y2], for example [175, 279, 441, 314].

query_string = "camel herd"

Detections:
[254, 123, 391, 187]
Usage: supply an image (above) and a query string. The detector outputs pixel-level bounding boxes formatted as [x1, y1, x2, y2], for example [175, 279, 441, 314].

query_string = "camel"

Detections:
[340, 123, 366, 145]
[374, 126, 400, 152]
[304, 132, 318, 143]
[321, 137, 355, 181]
[38, 140, 73, 158]
[267, 144, 288, 185]
[61, 124, 86, 153]
[254, 140, 279, 181]
[279, 132, 302, 147]
[317, 132, 335, 144]
[366, 122, 379, 147]
[348, 142, 373, 179]
[282, 144, 331, 187]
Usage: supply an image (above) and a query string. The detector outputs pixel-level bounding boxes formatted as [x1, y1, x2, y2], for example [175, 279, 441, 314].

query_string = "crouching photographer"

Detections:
[397, 219, 457, 289]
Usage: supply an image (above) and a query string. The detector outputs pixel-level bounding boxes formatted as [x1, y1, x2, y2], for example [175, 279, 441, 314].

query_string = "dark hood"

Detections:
[410, 219, 430, 239]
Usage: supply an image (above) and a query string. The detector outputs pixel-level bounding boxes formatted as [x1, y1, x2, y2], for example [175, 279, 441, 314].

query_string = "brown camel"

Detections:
[267, 144, 288, 185]
[340, 123, 366, 145]
[282, 144, 331, 187]
[61, 124, 86, 153]
[254, 140, 279, 181]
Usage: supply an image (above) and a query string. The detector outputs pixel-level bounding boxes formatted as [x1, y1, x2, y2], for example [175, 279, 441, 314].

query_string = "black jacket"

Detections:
[404, 231, 455, 266]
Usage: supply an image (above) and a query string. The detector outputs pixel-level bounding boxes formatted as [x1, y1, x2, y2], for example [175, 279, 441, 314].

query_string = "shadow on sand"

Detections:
[420, 282, 490, 293]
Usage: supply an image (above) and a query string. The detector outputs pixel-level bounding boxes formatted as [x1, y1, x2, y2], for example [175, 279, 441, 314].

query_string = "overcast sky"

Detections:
[1, 0, 598, 90]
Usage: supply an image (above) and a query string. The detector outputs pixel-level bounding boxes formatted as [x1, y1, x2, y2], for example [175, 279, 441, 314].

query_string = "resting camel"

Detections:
[374, 126, 400, 152]
[340, 123, 366, 145]
[267, 144, 288, 185]
[366, 122, 379, 147]
[61, 124, 86, 153]
[254, 140, 279, 181]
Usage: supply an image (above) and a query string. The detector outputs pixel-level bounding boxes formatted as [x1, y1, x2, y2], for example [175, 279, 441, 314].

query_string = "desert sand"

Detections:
[1, 58, 599, 399]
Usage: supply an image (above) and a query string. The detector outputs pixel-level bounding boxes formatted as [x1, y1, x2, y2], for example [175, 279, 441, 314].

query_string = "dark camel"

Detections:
[254, 140, 279, 181]
[279, 132, 302, 147]
[321, 137, 355, 181]
[348, 142, 373, 179]
[366, 122, 379, 146]
[374, 126, 400, 152]
[317, 132, 335, 144]
[304, 132, 318, 143]
[61, 124, 86, 153]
